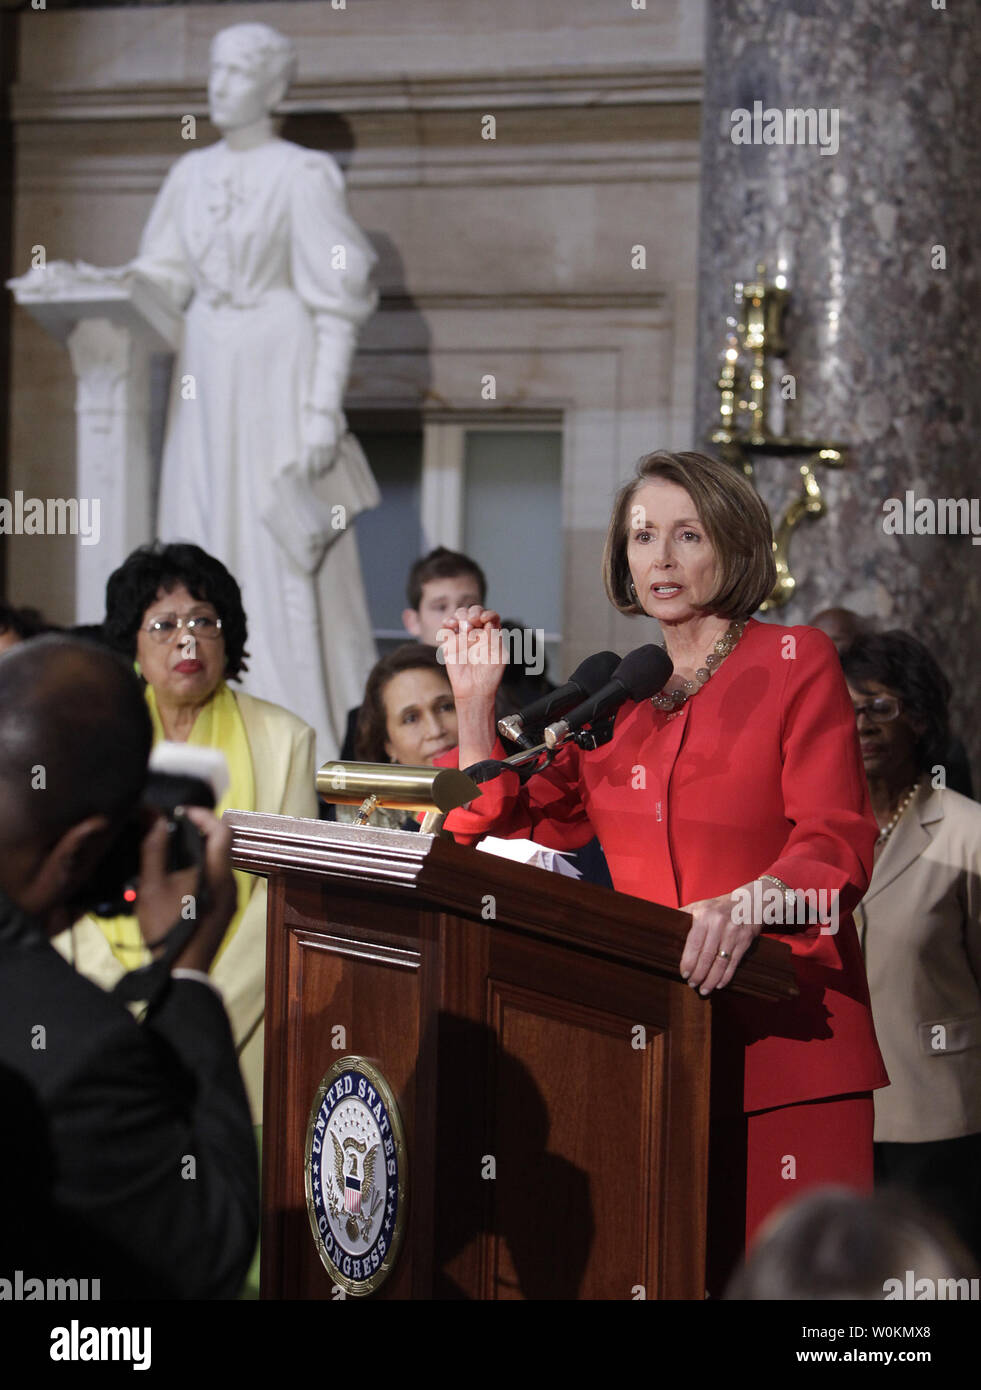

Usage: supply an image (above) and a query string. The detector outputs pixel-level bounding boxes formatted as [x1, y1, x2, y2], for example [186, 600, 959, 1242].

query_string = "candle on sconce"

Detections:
[705, 256, 846, 612]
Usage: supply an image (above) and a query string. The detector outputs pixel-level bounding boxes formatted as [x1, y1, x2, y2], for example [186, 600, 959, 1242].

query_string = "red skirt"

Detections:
[707, 1091, 874, 1295]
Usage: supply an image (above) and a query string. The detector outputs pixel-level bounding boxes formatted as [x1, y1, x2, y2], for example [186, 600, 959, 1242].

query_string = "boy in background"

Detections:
[339, 548, 486, 759]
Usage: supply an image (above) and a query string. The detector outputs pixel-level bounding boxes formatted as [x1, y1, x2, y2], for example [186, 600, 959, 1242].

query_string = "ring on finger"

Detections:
[717, 949, 731, 960]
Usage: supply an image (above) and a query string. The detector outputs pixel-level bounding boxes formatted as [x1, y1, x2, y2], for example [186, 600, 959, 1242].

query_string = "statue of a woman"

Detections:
[130, 22, 380, 760]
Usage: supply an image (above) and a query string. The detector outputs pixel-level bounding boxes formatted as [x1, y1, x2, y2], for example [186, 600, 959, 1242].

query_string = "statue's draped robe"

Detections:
[132, 138, 379, 760]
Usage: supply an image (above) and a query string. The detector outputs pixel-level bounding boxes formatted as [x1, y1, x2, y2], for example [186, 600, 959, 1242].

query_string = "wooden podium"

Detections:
[226, 812, 796, 1300]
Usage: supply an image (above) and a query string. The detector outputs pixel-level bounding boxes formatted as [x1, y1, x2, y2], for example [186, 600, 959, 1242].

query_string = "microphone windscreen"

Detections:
[568, 649, 621, 692]
[615, 644, 674, 701]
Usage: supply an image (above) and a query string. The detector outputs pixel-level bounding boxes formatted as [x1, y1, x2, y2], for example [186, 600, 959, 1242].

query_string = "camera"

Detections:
[82, 745, 229, 918]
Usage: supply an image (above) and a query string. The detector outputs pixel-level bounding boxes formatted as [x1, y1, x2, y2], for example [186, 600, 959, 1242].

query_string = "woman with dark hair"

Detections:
[58, 541, 318, 1124]
[102, 540, 251, 698]
[354, 643, 458, 768]
[331, 645, 458, 831]
[439, 449, 887, 1288]
[841, 630, 981, 1262]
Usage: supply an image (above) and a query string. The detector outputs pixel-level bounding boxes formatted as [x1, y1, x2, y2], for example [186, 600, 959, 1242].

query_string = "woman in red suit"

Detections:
[440, 450, 888, 1290]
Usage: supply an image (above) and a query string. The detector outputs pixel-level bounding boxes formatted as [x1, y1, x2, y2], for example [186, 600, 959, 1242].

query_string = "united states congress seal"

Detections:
[304, 1056, 408, 1296]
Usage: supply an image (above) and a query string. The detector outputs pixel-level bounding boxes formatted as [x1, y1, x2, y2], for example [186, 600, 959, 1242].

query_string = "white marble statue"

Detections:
[127, 22, 380, 761]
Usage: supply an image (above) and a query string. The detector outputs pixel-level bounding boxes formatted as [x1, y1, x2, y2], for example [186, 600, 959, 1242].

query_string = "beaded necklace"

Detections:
[875, 780, 920, 848]
[650, 619, 747, 711]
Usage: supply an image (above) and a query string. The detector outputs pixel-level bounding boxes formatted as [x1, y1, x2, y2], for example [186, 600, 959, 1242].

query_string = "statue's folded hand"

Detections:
[299, 406, 343, 479]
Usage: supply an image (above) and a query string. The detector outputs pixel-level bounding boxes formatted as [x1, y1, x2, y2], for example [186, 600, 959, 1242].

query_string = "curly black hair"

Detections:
[840, 629, 951, 776]
[103, 542, 249, 680]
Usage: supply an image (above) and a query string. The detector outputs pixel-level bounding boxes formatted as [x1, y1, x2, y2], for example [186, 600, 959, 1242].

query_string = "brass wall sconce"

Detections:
[709, 264, 844, 609]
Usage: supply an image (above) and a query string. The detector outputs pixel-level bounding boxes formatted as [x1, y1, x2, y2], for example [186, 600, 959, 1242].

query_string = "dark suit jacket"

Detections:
[0, 895, 258, 1298]
[339, 704, 360, 762]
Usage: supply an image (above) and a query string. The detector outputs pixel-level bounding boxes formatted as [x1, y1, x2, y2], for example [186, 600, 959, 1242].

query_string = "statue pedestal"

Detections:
[7, 270, 181, 622]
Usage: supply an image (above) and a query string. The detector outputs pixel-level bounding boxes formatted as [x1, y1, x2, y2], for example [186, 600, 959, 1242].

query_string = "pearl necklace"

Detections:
[650, 619, 747, 711]
[876, 781, 919, 847]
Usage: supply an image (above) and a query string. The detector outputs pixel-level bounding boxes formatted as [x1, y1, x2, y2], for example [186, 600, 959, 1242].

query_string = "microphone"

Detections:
[543, 644, 673, 749]
[497, 649, 621, 746]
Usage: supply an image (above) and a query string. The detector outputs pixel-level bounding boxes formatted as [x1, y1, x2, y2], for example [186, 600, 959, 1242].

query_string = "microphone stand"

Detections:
[464, 715, 617, 787]
[502, 740, 555, 784]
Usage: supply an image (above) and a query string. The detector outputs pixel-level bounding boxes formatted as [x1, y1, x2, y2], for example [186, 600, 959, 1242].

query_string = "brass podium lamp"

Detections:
[709, 264, 844, 609]
[317, 761, 480, 835]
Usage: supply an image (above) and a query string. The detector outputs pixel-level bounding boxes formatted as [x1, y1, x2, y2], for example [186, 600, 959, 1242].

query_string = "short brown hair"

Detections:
[406, 547, 486, 612]
[602, 450, 776, 619]
[354, 643, 452, 763]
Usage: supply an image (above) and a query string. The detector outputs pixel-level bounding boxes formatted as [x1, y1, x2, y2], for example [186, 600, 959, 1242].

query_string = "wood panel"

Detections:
[243, 817, 791, 1300]
[488, 983, 663, 1300]
[262, 878, 425, 1299]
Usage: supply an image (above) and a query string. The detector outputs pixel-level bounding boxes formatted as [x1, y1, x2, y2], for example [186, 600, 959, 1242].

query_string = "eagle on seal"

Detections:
[331, 1133, 379, 1242]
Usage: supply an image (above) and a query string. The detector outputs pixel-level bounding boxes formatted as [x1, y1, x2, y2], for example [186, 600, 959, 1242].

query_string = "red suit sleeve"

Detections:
[764, 627, 877, 912]
[440, 740, 595, 852]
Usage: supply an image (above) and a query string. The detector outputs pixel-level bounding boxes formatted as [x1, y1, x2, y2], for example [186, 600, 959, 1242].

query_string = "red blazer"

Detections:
[444, 619, 888, 1113]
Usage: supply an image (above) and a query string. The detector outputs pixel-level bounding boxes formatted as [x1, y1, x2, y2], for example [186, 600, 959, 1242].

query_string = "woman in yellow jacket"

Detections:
[58, 542, 318, 1125]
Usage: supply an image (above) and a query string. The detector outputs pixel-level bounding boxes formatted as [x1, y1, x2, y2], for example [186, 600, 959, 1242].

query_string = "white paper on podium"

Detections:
[475, 836, 582, 879]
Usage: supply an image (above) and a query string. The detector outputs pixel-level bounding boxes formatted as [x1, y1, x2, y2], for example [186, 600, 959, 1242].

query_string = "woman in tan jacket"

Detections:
[843, 630, 981, 1264]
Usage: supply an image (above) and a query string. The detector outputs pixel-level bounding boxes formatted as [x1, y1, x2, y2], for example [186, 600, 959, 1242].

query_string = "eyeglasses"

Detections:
[144, 614, 223, 644]
[851, 695, 901, 723]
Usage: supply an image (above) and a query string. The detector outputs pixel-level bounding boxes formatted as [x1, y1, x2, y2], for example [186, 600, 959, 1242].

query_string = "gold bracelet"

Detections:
[760, 873, 791, 894]
[759, 874, 800, 918]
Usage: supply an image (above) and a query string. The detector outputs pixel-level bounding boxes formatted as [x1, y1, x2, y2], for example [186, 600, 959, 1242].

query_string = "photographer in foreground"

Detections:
[0, 636, 258, 1298]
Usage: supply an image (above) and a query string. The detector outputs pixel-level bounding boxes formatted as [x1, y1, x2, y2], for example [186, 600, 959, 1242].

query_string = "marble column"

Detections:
[695, 0, 981, 783]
